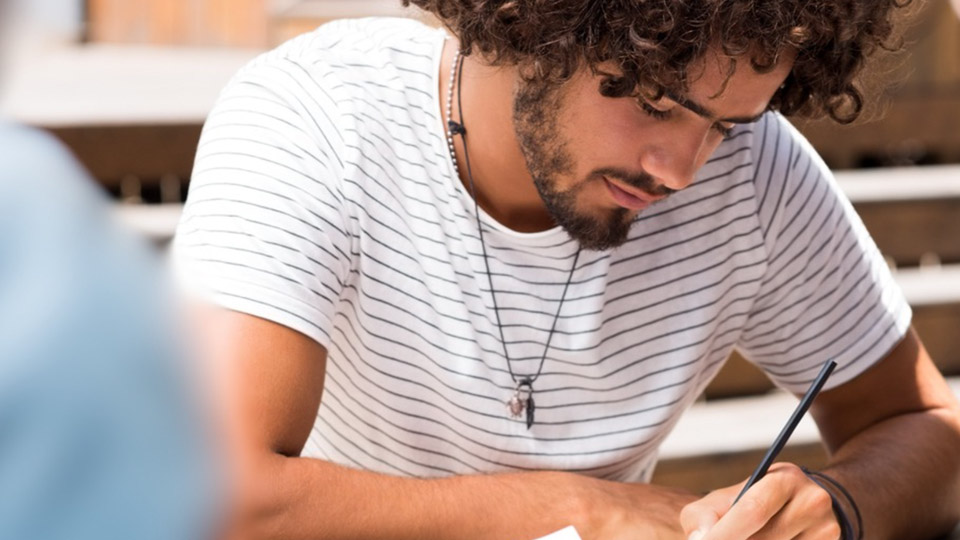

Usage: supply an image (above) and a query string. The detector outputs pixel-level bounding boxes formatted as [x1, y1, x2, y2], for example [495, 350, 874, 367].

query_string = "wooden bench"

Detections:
[837, 166, 960, 266]
[653, 377, 960, 492]
[0, 44, 259, 194]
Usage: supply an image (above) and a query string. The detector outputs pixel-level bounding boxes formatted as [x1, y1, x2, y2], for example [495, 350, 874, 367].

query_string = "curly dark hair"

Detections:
[402, 0, 910, 123]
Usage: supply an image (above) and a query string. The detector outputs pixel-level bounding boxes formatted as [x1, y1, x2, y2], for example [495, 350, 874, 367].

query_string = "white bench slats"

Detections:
[659, 377, 960, 460]
[0, 45, 259, 127]
[893, 265, 960, 306]
[836, 165, 960, 203]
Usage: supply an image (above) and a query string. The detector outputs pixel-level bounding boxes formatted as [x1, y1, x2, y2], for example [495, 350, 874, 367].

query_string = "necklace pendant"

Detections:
[508, 379, 535, 427]
[525, 394, 536, 429]
[507, 393, 525, 418]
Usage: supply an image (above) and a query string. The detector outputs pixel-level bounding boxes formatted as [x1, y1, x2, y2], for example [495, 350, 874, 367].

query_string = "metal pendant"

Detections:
[507, 393, 525, 418]
[507, 380, 536, 429]
[525, 394, 535, 429]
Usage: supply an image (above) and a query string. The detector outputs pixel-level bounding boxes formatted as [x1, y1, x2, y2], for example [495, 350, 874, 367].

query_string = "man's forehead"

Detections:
[673, 47, 795, 123]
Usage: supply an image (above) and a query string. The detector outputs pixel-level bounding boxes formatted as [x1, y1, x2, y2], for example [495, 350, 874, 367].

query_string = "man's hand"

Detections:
[679, 463, 841, 540]
[567, 475, 700, 540]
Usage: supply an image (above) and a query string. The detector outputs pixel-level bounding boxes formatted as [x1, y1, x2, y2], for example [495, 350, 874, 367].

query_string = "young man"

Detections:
[174, 1, 960, 538]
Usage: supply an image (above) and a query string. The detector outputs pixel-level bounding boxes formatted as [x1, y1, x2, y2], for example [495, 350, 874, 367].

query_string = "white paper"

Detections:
[533, 526, 583, 540]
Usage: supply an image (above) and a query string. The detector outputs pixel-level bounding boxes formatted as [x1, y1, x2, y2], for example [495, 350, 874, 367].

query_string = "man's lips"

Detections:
[603, 176, 665, 211]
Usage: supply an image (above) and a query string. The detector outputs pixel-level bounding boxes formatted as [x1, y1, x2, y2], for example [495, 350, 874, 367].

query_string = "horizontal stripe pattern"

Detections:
[173, 17, 910, 482]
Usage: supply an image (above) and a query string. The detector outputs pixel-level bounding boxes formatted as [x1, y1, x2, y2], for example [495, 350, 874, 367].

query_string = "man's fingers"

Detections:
[700, 473, 792, 539]
[680, 483, 742, 539]
[792, 519, 843, 540]
[679, 502, 720, 539]
[696, 463, 843, 540]
[746, 465, 840, 540]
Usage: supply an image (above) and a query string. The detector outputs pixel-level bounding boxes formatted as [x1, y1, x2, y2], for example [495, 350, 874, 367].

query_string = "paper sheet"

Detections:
[533, 526, 583, 540]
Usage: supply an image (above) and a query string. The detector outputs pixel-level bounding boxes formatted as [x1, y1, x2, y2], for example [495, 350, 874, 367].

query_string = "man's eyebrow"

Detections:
[665, 91, 767, 124]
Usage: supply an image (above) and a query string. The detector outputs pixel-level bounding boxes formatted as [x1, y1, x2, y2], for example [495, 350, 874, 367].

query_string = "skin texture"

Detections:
[204, 38, 960, 540]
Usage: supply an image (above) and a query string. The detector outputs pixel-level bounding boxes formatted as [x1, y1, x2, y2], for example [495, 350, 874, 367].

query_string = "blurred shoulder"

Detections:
[245, 17, 444, 76]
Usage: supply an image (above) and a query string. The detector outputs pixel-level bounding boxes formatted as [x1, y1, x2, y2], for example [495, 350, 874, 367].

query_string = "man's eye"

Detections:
[713, 122, 734, 138]
[639, 100, 672, 120]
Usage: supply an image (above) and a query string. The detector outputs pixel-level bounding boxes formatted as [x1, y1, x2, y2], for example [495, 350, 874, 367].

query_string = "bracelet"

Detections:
[807, 469, 864, 540]
[801, 466, 863, 540]
[803, 471, 855, 539]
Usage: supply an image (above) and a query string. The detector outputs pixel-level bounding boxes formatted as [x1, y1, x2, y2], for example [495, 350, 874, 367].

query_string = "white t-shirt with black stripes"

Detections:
[174, 17, 911, 482]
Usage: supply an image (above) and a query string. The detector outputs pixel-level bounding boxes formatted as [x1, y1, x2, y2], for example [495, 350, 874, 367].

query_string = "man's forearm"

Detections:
[235, 453, 585, 540]
[823, 408, 960, 540]
[231, 452, 699, 540]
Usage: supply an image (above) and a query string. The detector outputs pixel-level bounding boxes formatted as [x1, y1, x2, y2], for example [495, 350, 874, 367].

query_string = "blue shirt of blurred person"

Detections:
[0, 122, 223, 540]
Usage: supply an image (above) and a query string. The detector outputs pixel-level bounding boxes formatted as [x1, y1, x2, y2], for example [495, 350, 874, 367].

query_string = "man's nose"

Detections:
[639, 127, 712, 192]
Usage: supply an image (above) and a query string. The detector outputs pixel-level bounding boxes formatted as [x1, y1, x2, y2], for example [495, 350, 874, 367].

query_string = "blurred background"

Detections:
[0, 0, 958, 497]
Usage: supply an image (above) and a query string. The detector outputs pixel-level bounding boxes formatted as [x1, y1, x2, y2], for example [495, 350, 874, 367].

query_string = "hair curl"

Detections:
[402, 0, 910, 123]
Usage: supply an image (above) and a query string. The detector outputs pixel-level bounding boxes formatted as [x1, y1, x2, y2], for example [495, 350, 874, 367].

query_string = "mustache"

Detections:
[593, 167, 677, 198]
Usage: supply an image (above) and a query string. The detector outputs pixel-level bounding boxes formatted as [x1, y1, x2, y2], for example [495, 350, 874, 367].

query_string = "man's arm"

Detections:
[808, 328, 960, 539]
[682, 328, 960, 540]
[206, 308, 701, 540]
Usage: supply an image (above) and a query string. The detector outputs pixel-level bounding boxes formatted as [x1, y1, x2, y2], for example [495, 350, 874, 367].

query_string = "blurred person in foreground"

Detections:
[0, 3, 225, 537]
[174, 1, 960, 539]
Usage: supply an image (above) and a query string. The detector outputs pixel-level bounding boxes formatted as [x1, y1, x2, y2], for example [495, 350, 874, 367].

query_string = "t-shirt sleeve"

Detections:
[172, 54, 354, 349]
[736, 113, 911, 393]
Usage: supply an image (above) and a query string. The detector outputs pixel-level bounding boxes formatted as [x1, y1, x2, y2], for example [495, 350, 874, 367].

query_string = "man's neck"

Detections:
[442, 41, 556, 233]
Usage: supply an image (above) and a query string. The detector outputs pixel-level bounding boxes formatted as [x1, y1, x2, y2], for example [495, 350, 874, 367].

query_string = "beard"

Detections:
[511, 80, 635, 251]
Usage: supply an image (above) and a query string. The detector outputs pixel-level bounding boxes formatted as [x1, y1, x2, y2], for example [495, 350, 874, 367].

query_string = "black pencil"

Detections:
[732, 359, 837, 504]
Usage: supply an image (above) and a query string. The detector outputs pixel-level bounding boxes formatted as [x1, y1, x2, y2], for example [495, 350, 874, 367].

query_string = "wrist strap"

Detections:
[801, 466, 863, 540]
[808, 469, 864, 540]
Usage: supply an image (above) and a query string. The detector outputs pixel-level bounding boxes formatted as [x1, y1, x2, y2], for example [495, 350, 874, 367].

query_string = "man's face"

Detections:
[512, 48, 795, 251]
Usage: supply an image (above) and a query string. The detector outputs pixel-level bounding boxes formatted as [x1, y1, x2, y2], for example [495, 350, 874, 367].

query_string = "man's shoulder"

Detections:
[699, 112, 827, 191]
[208, 17, 445, 171]
[227, 16, 443, 135]
[262, 17, 443, 77]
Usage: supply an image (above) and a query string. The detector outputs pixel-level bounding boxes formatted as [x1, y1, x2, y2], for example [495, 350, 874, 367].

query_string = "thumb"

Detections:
[680, 485, 742, 540]
[685, 517, 718, 540]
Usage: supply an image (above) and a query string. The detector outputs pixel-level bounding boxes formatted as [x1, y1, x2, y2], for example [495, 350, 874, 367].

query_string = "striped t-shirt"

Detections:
[173, 17, 911, 482]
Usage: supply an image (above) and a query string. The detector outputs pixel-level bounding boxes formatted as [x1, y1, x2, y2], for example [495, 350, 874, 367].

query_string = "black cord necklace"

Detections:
[445, 48, 581, 429]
